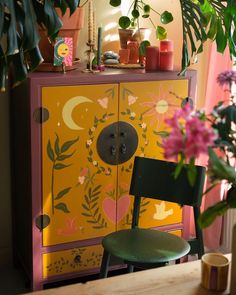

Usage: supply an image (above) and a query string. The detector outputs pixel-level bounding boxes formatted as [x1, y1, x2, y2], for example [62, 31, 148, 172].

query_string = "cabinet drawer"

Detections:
[43, 244, 103, 278]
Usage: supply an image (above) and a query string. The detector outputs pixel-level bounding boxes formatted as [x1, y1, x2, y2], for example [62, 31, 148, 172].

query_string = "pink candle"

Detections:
[160, 51, 174, 71]
[145, 46, 159, 71]
[127, 41, 139, 64]
[160, 39, 174, 51]
[119, 48, 130, 64]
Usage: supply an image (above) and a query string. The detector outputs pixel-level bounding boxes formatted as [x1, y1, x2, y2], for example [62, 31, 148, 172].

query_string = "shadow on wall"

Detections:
[0, 85, 12, 267]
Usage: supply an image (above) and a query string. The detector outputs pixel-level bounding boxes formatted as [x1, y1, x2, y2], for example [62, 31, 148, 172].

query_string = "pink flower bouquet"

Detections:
[163, 70, 236, 228]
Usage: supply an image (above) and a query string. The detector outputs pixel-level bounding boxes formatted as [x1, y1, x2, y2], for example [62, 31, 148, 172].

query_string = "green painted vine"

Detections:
[47, 134, 79, 214]
[120, 108, 148, 161]
[81, 185, 107, 229]
[80, 111, 115, 229]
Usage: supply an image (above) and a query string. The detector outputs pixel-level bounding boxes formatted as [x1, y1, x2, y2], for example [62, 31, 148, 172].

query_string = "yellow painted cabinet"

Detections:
[11, 71, 196, 290]
[41, 79, 188, 248]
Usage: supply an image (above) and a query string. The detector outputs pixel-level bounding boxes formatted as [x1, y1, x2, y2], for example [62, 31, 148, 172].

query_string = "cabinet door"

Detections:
[41, 84, 118, 246]
[118, 80, 189, 230]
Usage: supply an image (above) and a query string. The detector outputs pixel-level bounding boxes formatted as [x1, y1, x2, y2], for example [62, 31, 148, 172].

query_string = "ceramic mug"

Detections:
[201, 253, 229, 291]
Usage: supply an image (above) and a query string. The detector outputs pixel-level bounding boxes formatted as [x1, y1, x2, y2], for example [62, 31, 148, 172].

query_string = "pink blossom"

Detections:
[163, 104, 217, 161]
[217, 70, 236, 88]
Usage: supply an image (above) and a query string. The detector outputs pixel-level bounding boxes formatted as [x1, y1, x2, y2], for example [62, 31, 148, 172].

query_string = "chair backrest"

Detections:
[129, 156, 206, 258]
[130, 156, 206, 207]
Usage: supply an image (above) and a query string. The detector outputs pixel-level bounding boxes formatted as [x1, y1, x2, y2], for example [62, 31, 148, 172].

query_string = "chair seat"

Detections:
[102, 228, 190, 264]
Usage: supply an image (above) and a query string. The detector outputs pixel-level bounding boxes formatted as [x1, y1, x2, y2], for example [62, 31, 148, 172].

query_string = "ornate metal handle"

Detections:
[111, 145, 117, 156]
[96, 121, 138, 165]
[120, 143, 127, 154]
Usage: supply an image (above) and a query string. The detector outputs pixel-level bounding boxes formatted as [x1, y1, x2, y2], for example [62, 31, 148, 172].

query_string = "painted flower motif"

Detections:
[103, 183, 116, 198]
[140, 87, 178, 129]
[86, 139, 93, 146]
[217, 70, 236, 88]
[128, 95, 138, 105]
[105, 168, 111, 175]
[145, 140, 149, 145]
[80, 167, 88, 176]
[78, 176, 85, 184]
[97, 97, 108, 109]
[119, 182, 129, 191]
[130, 112, 136, 118]
[91, 126, 96, 132]
[77, 167, 88, 185]
[104, 183, 115, 193]
[141, 122, 147, 129]
[93, 160, 98, 166]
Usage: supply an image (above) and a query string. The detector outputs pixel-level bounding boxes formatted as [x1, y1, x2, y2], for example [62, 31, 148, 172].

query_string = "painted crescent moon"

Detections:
[62, 96, 92, 130]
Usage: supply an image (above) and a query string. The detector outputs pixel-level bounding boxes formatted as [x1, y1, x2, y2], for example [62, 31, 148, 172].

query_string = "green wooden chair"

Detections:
[100, 156, 206, 278]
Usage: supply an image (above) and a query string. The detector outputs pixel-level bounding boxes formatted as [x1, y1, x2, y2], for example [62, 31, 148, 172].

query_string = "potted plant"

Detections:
[0, 0, 87, 91]
[109, 0, 236, 75]
[38, 0, 87, 71]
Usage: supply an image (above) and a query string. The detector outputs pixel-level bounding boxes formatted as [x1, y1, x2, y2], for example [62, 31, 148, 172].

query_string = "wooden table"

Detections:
[26, 254, 231, 295]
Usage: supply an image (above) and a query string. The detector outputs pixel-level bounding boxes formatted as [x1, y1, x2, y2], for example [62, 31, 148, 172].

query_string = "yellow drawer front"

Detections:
[43, 244, 103, 278]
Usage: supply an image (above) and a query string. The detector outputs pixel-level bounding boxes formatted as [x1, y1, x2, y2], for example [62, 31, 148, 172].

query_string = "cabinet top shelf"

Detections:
[27, 67, 196, 87]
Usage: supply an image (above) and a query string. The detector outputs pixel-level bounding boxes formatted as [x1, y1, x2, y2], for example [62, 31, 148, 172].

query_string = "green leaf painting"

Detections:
[81, 185, 107, 229]
[47, 135, 79, 214]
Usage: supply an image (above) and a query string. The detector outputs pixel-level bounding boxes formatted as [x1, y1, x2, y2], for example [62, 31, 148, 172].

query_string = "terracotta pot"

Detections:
[39, 7, 85, 63]
[118, 28, 135, 49]
[131, 28, 152, 43]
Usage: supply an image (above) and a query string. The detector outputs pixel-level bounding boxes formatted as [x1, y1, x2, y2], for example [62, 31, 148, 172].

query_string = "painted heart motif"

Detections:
[103, 195, 130, 224]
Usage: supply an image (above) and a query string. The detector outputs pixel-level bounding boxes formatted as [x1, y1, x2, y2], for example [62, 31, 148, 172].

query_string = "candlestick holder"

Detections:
[83, 42, 99, 73]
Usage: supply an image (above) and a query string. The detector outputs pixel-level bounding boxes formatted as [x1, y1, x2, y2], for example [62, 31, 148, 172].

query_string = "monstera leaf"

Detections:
[179, 0, 234, 75]
[110, 0, 235, 76]
[0, 0, 80, 91]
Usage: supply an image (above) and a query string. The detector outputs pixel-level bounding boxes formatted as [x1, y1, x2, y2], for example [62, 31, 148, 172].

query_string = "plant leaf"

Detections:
[119, 16, 131, 29]
[61, 137, 79, 153]
[109, 0, 121, 7]
[198, 201, 229, 228]
[54, 202, 70, 213]
[160, 11, 173, 24]
[54, 163, 70, 169]
[156, 26, 167, 40]
[47, 140, 55, 161]
[55, 187, 71, 200]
